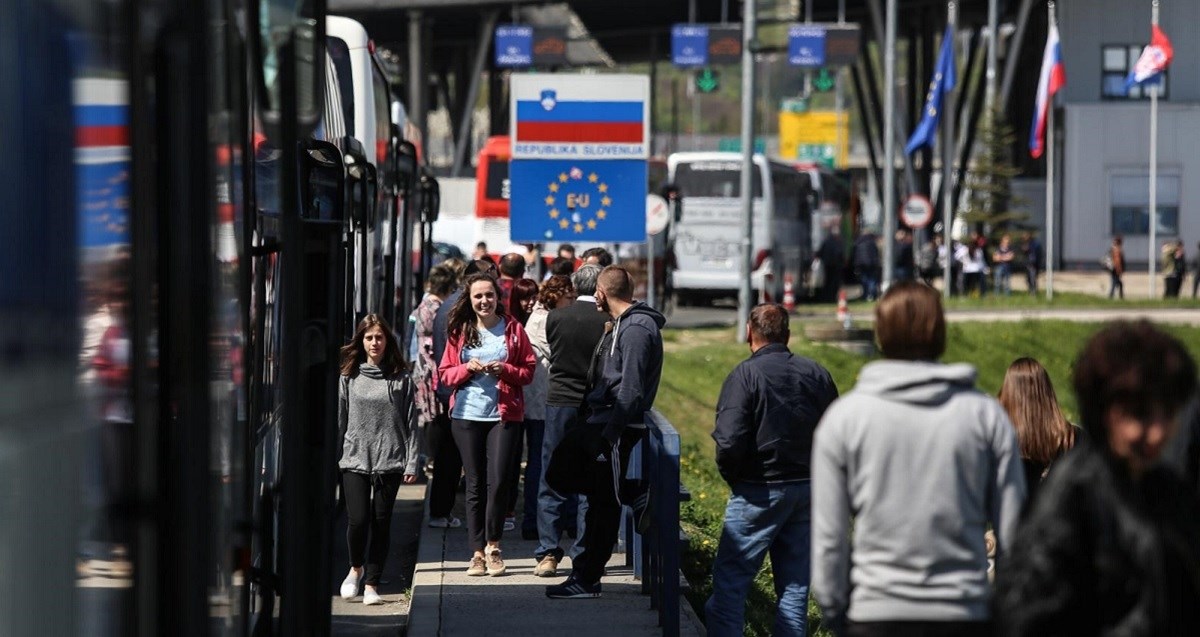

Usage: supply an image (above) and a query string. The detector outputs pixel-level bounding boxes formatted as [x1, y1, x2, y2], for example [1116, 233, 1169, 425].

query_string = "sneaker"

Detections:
[466, 555, 487, 576]
[428, 516, 462, 529]
[363, 586, 383, 605]
[534, 555, 559, 578]
[545, 575, 601, 599]
[503, 516, 516, 532]
[485, 548, 506, 576]
[339, 569, 362, 599]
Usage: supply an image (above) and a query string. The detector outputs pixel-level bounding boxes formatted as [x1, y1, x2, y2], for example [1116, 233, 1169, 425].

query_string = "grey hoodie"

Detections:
[811, 360, 1026, 630]
[338, 364, 420, 476]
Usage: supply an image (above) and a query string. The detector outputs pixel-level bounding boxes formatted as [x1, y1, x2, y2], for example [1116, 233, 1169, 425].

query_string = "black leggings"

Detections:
[426, 411, 462, 518]
[451, 418, 521, 553]
[342, 471, 403, 586]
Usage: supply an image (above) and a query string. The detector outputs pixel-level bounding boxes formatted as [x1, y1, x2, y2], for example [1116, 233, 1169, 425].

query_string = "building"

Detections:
[1059, 0, 1198, 268]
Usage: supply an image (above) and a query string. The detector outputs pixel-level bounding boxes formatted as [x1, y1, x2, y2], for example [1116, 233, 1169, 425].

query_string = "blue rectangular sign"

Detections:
[495, 25, 533, 67]
[671, 24, 709, 67]
[510, 159, 647, 242]
[788, 25, 826, 67]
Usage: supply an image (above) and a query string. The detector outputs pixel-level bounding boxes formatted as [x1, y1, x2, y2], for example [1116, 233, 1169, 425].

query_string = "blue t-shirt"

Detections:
[451, 318, 508, 421]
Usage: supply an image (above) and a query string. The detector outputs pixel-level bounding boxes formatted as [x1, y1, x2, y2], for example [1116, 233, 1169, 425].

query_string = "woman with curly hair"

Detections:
[438, 273, 536, 576]
[337, 314, 419, 605]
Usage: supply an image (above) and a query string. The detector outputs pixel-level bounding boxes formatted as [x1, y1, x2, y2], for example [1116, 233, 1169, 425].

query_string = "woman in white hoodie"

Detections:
[811, 282, 1026, 637]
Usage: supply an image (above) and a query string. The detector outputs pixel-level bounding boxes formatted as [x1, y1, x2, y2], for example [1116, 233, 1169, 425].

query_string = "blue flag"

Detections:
[906, 25, 957, 155]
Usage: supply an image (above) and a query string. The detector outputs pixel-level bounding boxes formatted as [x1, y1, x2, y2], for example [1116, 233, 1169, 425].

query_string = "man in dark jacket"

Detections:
[705, 304, 838, 636]
[546, 266, 665, 599]
[816, 227, 845, 303]
[534, 264, 607, 576]
[853, 231, 881, 301]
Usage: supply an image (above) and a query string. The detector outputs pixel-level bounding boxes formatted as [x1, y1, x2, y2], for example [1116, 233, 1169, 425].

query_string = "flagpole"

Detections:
[883, 0, 897, 291]
[1149, 0, 1160, 298]
[1046, 61, 1055, 301]
[943, 1, 956, 302]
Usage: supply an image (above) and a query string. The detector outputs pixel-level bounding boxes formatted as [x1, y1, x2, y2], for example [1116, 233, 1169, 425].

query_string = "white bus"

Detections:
[668, 152, 813, 305]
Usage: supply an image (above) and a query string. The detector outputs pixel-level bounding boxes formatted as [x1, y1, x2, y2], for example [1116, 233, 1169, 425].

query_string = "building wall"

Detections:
[1063, 102, 1200, 266]
[1058, 0, 1199, 268]
[1060, 0, 1200, 103]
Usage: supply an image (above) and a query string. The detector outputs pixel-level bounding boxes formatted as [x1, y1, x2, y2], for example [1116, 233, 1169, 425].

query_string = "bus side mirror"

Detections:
[299, 140, 344, 222]
[419, 169, 440, 223]
[661, 183, 682, 223]
[395, 135, 418, 194]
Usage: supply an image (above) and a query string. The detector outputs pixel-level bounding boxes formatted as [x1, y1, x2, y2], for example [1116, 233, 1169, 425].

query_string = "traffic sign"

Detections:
[671, 25, 708, 66]
[510, 160, 648, 242]
[695, 68, 720, 93]
[813, 68, 836, 92]
[900, 194, 934, 228]
[509, 74, 650, 243]
[495, 25, 533, 67]
[646, 193, 670, 235]
[788, 26, 826, 67]
[707, 26, 743, 64]
[786, 23, 862, 67]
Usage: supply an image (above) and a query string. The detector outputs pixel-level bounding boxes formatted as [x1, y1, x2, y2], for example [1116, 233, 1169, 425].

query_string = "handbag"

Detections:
[1101, 251, 1114, 272]
[545, 424, 606, 497]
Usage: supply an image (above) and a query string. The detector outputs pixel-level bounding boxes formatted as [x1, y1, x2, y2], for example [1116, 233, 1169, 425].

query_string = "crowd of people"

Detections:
[332, 252, 1200, 636]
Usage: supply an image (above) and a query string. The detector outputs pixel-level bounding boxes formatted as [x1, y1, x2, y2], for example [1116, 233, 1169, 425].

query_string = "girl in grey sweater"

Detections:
[337, 314, 419, 605]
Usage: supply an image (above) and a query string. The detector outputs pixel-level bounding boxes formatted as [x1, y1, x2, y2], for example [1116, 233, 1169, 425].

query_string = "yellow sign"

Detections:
[778, 111, 850, 167]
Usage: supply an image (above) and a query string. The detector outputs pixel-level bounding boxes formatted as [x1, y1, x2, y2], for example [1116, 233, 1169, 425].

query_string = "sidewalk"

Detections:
[408, 500, 704, 637]
[330, 482, 426, 637]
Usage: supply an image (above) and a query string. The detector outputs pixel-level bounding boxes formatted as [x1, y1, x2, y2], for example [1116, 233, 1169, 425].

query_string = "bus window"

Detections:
[674, 161, 762, 199]
[326, 36, 355, 137]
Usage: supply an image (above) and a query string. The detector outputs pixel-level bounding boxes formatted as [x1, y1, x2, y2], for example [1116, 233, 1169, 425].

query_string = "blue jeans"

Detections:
[705, 481, 811, 637]
[536, 405, 587, 560]
[994, 264, 1011, 295]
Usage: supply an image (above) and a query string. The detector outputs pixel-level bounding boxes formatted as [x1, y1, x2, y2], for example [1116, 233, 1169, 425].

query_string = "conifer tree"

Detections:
[958, 105, 1029, 237]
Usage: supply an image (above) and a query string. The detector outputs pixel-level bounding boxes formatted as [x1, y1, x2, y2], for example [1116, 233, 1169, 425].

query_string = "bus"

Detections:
[668, 152, 814, 305]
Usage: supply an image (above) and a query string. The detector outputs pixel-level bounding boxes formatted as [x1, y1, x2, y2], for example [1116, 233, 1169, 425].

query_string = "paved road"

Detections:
[665, 304, 1200, 329]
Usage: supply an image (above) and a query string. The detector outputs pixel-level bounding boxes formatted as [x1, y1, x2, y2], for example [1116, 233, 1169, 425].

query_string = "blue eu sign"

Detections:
[495, 25, 533, 67]
[510, 159, 648, 242]
[788, 25, 826, 67]
[672, 24, 709, 67]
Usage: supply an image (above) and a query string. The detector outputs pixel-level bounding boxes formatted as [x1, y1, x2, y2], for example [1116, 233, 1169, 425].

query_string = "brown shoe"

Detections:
[485, 548, 506, 576]
[534, 555, 559, 578]
[466, 555, 487, 577]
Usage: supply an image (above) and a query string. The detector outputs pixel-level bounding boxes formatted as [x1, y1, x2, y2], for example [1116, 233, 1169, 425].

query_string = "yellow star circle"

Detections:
[546, 166, 612, 238]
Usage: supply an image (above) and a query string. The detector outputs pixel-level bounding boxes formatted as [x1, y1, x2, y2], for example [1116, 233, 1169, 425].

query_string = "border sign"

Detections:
[495, 25, 533, 67]
[672, 25, 708, 66]
[787, 23, 862, 67]
[510, 74, 650, 242]
[900, 194, 934, 228]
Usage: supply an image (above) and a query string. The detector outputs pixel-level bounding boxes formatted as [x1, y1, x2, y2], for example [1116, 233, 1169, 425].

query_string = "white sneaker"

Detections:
[340, 570, 361, 599]
[363, 587, 383, 605]
[428, 516, 462, 529]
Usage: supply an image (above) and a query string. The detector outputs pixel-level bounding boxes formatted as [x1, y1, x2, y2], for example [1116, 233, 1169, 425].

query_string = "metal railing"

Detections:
[625, 409, 685, 637]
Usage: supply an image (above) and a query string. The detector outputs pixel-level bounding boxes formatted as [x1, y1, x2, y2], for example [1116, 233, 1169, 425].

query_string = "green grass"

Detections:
[795, 290, 1200, 315]
[660, 321, 1200, 636]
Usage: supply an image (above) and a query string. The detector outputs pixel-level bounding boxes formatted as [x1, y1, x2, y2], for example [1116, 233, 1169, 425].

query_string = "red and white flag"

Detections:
[1125, 24, 1174, 91]
[1030, 24, 1065, 159]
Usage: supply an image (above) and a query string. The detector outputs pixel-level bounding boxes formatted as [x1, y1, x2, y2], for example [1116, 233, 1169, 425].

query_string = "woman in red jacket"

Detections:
[439, 273, 536, 577]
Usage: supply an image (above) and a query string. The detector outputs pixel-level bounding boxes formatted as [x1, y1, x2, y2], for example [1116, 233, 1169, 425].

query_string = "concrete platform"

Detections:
[408, 504, 704, 637]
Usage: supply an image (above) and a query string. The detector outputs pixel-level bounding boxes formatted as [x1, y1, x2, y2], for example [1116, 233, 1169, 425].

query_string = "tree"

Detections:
[958, 105, 1030, 237]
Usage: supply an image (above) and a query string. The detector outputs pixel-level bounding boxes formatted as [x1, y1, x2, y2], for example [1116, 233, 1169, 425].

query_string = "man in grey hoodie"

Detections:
[546, 265, 665, 599]
[811, 282, 1026, 637]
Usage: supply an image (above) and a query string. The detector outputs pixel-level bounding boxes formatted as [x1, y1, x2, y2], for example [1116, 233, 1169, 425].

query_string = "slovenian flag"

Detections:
[515, 96, 644, 144]
[1029, 24, 1065, 159]
[1125, 24, 1174, 92]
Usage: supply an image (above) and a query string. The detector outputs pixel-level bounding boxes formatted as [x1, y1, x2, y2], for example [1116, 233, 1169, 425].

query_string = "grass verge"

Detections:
[659, 320, 1200, 636]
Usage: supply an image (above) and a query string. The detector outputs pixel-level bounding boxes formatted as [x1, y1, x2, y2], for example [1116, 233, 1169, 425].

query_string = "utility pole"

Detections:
[738, 0, 758, 342]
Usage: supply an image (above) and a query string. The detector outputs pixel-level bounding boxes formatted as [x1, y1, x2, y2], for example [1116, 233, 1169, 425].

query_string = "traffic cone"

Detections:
[783, 275, 796, 312]
[836, 289, 850, 328]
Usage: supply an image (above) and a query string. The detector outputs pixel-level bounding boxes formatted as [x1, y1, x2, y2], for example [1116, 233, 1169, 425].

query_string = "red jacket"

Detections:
[438, 316, 536, 422]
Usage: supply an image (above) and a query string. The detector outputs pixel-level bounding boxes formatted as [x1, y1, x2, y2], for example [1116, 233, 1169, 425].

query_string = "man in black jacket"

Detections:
[533, 264, 608, 577]
[546, 266, 665, 599]
[705, 303, 838, 636]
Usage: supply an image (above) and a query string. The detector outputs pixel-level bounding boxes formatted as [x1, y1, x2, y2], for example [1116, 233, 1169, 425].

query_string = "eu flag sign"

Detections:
[509, 159, 648, 242]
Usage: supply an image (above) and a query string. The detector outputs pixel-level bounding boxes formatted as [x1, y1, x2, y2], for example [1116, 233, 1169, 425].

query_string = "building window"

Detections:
[1110, 174, 1180, 235]
[1102, 44, 1169, 100]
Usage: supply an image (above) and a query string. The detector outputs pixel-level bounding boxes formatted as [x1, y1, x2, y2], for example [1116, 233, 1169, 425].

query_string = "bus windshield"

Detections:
[674, 161, 762, 199]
